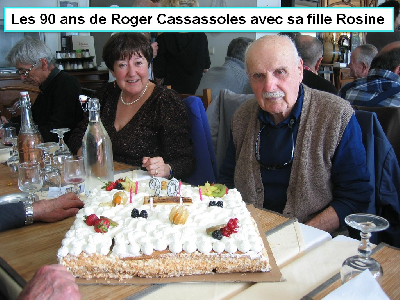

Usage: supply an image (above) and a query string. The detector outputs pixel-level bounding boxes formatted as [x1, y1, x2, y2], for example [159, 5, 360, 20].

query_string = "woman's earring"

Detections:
[114, 80, 116, 88]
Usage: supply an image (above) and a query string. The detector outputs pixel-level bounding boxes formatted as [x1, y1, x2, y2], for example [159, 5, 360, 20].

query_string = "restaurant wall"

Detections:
[197, 0, 257, 68]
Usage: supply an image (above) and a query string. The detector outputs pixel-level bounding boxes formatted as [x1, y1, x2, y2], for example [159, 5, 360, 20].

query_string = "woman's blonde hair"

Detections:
[160, 0, 199, 7]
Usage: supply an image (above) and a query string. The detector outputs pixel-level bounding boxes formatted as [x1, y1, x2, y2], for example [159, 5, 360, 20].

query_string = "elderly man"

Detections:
[348, 44, 378, 79]
[219, 35, 372, 233]
[339, 41, 400, 107]
[5, 36, 83, 142]
[294, 35, 338, 94]
[196, 37, 254, 100]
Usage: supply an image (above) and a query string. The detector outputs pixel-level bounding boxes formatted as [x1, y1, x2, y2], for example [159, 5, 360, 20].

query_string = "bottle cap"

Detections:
[79, 95, 88, 103]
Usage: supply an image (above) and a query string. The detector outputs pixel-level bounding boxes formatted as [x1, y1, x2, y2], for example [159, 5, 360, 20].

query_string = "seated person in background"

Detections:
[366, 0, 400, 52]
[0, 192, 83, 232]
[219, 35, 372, 233]
[153, 0, 211, 94]
[195, 37, 254, 100]
[348, 44, 378, 79]
[293, 35, 338, 94]
[17, 264, 81, 300]
[5, 36, 83, 143]
[69, 33, 195, 179]
[339, 41, 400, 107]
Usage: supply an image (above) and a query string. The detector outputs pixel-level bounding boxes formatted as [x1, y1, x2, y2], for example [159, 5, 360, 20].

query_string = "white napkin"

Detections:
[322, 269, 389, 300]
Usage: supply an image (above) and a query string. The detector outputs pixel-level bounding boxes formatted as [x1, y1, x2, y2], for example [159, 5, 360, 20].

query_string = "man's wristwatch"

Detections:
[23, 201, 34, 226]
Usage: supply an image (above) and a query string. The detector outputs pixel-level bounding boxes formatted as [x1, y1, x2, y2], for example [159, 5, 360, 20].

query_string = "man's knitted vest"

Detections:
[232, 85, 354, 223]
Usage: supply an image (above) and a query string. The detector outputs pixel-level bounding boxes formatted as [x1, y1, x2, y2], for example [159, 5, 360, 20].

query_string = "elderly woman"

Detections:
[69, 33, 195, 179]
[4, 36, 83, 142]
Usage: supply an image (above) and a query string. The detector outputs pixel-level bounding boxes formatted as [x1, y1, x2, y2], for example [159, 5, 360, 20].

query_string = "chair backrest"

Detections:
[166, 85, 212, 110]
[0, 86, 40, 119]
[206, 89, 255, 169]
[353, 105, 400, 162]
[354, 110, 400, 247]
[182, 96, 218, 186]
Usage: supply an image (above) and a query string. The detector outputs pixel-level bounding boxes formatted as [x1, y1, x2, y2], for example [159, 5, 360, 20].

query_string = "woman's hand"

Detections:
[142, 156, 170, 177]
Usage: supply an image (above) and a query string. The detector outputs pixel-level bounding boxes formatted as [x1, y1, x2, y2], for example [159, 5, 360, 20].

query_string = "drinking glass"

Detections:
[340, 213, 389, 284]
[50, 128, 71, 171]
[18, 162, 43, 203]
[64, 156, 85, 194]
[2, 126, 14, 146]
[3, 127, 19, 171]
[35, 142, 62, 197]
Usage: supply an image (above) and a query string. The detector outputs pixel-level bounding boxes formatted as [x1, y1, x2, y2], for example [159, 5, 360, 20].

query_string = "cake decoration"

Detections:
[58, 178, 270, 279]
[169, 205, 189, 225]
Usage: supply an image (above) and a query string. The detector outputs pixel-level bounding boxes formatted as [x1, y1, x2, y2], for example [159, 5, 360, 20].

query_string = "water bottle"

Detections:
[82, 97, 114, 195]
[17, 91, 43, 165]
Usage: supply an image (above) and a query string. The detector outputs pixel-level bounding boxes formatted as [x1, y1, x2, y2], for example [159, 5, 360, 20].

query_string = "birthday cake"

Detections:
[58, 178, 270, 279]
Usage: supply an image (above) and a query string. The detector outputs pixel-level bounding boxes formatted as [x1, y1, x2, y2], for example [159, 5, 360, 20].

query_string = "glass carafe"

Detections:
[82, 97, 114, 195]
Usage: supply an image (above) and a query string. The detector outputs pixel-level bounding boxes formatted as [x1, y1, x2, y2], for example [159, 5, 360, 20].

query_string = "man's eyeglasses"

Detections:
[17, 62, 37, 77]
[255, 119, 295, 170]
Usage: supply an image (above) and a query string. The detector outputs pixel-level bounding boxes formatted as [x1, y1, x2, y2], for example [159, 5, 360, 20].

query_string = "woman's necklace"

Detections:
[120, 81, 149, 105]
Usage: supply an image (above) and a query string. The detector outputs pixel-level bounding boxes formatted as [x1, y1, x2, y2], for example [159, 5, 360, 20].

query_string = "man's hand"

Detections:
[17, 264, 81, 300]
[305, 206, 340, 233]
[32, 192, 84, 223]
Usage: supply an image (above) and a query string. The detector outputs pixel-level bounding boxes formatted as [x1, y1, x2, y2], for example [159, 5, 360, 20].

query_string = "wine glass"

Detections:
[18, 162, 43, 203]
[2, 126, 14, 146]
[3, 127, 19, 174]
[340, 213, 389, 284]
[64, 156, 85, 194]
[35, 142, 62, 197]
[50, 128, 71, 171]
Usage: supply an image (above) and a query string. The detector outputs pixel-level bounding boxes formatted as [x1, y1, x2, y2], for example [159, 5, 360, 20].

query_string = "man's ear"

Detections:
[393, 65, 400, 76]
[298, 58, 304, 81]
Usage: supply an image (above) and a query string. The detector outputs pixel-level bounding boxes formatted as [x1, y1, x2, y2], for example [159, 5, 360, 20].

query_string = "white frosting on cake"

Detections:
[58, 180, 266, 260]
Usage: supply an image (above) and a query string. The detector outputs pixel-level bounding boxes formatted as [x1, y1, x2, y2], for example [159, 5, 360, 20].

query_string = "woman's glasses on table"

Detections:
[36, 142, 62, 197]
[50, 128, 72, 172]
[2, 127, 19, 173]
[18, 162, 43, 203]
[63, 156, 85, 194]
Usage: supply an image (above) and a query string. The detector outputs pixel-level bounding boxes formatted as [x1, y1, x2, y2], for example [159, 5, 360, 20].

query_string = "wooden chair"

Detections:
[0, 86, 40, 119]
[165, 85, 212, 110]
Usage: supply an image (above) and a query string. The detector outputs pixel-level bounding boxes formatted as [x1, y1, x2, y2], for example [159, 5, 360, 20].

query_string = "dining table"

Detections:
[0, 162, 399, 300]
